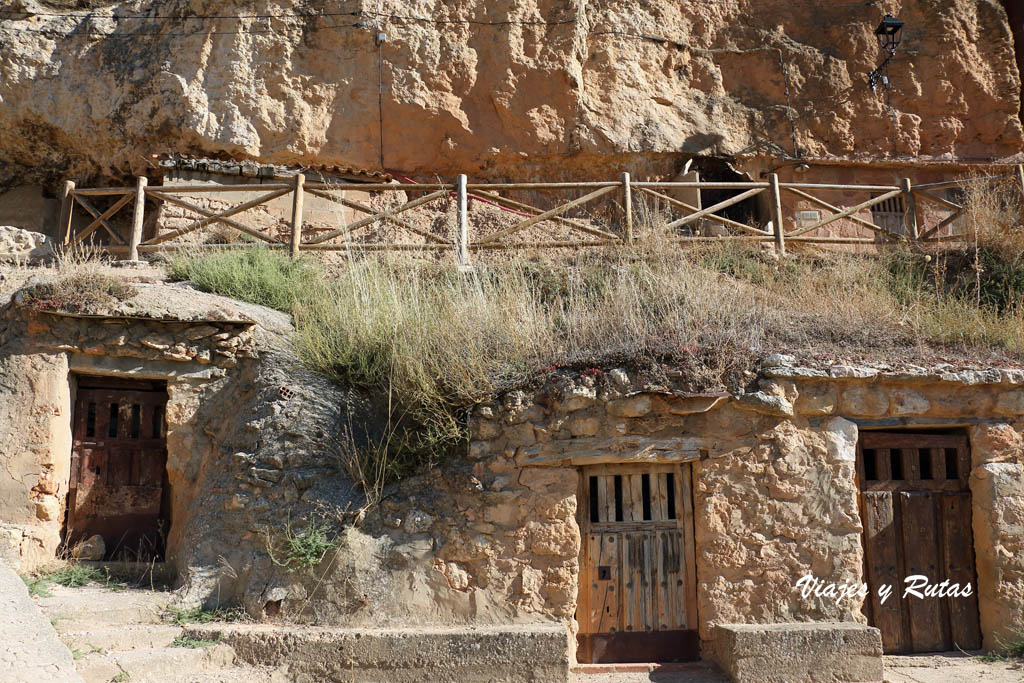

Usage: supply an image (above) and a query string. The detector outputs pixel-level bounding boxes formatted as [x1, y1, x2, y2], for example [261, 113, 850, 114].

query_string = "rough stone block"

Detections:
[710, 622, 882, 683]
[889, 389, 930, 416]
[735, 391, 793, 417]
[840, 387, 888, 416]
[994, 390, 1024, 416]
[567, 415, 601, 437]
[188, 623, 572, 682]
[794, 384, 836, 415]
[969, 462, 1024, 650]
[606, 395, 652, 418]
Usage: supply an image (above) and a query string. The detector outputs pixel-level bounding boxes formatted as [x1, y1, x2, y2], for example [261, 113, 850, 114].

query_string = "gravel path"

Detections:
[0, 560, 82, 683]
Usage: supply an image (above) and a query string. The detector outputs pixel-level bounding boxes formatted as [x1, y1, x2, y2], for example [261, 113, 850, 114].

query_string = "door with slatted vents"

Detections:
[67, 377, 169, 560]
[871, 194, 906, 236]
[857, 431, 981, 654]
[576, 464, 699, 664]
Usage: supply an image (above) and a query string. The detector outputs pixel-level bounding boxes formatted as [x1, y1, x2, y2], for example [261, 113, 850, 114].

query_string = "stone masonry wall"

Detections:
[0, 282, 361, 620]
[2, 277, 1022, 653]
[375, 358, 1024, 649]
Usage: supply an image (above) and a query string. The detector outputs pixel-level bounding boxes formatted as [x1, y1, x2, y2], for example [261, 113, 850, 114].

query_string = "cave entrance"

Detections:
[64, 375, 170, 562]
[689, 157, 760, 229]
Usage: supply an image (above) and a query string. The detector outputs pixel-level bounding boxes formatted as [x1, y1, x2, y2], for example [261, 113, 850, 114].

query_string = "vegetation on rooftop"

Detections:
[21, 269, 137, 313]
[167, 181, 1024, 485]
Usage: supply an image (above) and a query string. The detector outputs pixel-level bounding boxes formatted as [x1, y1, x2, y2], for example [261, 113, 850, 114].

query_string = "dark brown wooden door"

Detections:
[577, 464, 699, 664]
[857, 431, 981, 654]
[68, 379, 168, 560]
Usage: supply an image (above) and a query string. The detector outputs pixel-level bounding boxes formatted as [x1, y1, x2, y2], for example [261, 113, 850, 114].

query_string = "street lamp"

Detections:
[874, 14, 904, 55]
[868, 14, 904, 95]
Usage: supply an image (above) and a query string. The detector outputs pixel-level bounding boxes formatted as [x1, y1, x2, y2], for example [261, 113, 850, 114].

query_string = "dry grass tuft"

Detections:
[22, 269, 137, 313]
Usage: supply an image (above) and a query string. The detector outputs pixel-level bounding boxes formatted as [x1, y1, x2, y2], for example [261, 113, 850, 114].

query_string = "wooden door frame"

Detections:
[65, 373, 171, 560]
[575, 462, 699, 663]
[855, 428, 981, 654]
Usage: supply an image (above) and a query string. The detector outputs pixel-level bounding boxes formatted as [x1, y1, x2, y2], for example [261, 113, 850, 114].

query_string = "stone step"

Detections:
[40, 585, 171, 628]
[60, 624, 183, 652]
[75, 644, 236, 683]
[76, 561, 176, 587]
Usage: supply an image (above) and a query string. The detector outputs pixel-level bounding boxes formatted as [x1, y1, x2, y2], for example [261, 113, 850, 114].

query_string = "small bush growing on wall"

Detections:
[22, 272, 137, 313]
[265, 516, 336, 573]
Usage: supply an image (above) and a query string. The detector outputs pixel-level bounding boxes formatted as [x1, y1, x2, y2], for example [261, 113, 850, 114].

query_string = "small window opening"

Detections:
[130, 404, 141, 439]
[641, 474, 652, 521]
[863, 449, 878, 481]
[613, 475, 623, 522]
[945, 448, 958, 480]
[919, 449, 933, 480]
[108, 403, 119, 438]
[890, 450, 903, 480]
[152, 405, 164, 439]
[666, 473, 677, 520]
[86, 402, 96, 437]
[589, 476, 600, 523]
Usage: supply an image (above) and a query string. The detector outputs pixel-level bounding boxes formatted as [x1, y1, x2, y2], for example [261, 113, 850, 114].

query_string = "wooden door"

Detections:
[857, 431, 981, 654]
[67, 378, 169, 560]
[871, 194, 906, 236]
[576, 463, 699, 664]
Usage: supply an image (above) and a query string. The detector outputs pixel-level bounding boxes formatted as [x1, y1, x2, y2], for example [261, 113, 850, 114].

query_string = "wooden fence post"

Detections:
[621, 171, 633, 244]
[128, 176, 148, 261]
[768, 173, 786, 256]
[290, 173, 305, 259]
[901, 177, 918, 241]
[1016, 164, 1024, 209]
[59, 180, 75, 245]
[456, 174, 469, 267]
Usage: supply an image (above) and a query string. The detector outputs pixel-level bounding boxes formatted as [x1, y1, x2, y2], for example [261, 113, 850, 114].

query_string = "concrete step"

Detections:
[60, 624, 183, 652]
[75, 644, 236, 683]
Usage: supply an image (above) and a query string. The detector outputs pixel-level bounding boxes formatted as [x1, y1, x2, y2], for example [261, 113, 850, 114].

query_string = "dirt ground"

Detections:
[568, 653, 1024, 682]
[883, 652, 1024, 682]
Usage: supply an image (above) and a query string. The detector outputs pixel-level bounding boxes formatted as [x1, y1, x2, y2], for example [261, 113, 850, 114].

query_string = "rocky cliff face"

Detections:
[0, 0, 1021, 185]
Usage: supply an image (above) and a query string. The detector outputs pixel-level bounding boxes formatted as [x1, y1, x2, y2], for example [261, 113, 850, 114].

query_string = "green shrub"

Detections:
[48, 563, 106, 587]
[20, 573, 53, 598]
[169, 247, 320, 312]
[165, 606, 247, 625]
[265, 516, 336, 573]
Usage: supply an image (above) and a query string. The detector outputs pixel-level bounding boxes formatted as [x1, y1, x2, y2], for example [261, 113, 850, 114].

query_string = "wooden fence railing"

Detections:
[58, 166, 1024, 263]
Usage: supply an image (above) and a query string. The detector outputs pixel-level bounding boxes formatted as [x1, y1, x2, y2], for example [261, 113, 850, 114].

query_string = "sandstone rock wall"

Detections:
[0, 0, 1020, 187]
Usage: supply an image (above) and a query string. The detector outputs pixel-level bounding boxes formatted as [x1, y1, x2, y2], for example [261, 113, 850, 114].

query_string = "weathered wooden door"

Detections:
[857, 431, 981, 654]
[67, 378, 168, 560]
[577, 464, 699, 664]
[871, 194, 906, 236]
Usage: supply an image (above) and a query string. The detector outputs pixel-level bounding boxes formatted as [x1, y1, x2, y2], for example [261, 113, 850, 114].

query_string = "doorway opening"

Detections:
[64, 375, 170, 562]
[856, 429, 981, 654]
[576, 463, 699, 664]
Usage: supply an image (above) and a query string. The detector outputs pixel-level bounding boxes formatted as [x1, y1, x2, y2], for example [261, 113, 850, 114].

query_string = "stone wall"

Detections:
[2, 276, 1023, 656]
[354, 358, 1024, 651]
[0, 281, 363, 618]
[968, 422, 1024, 649]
